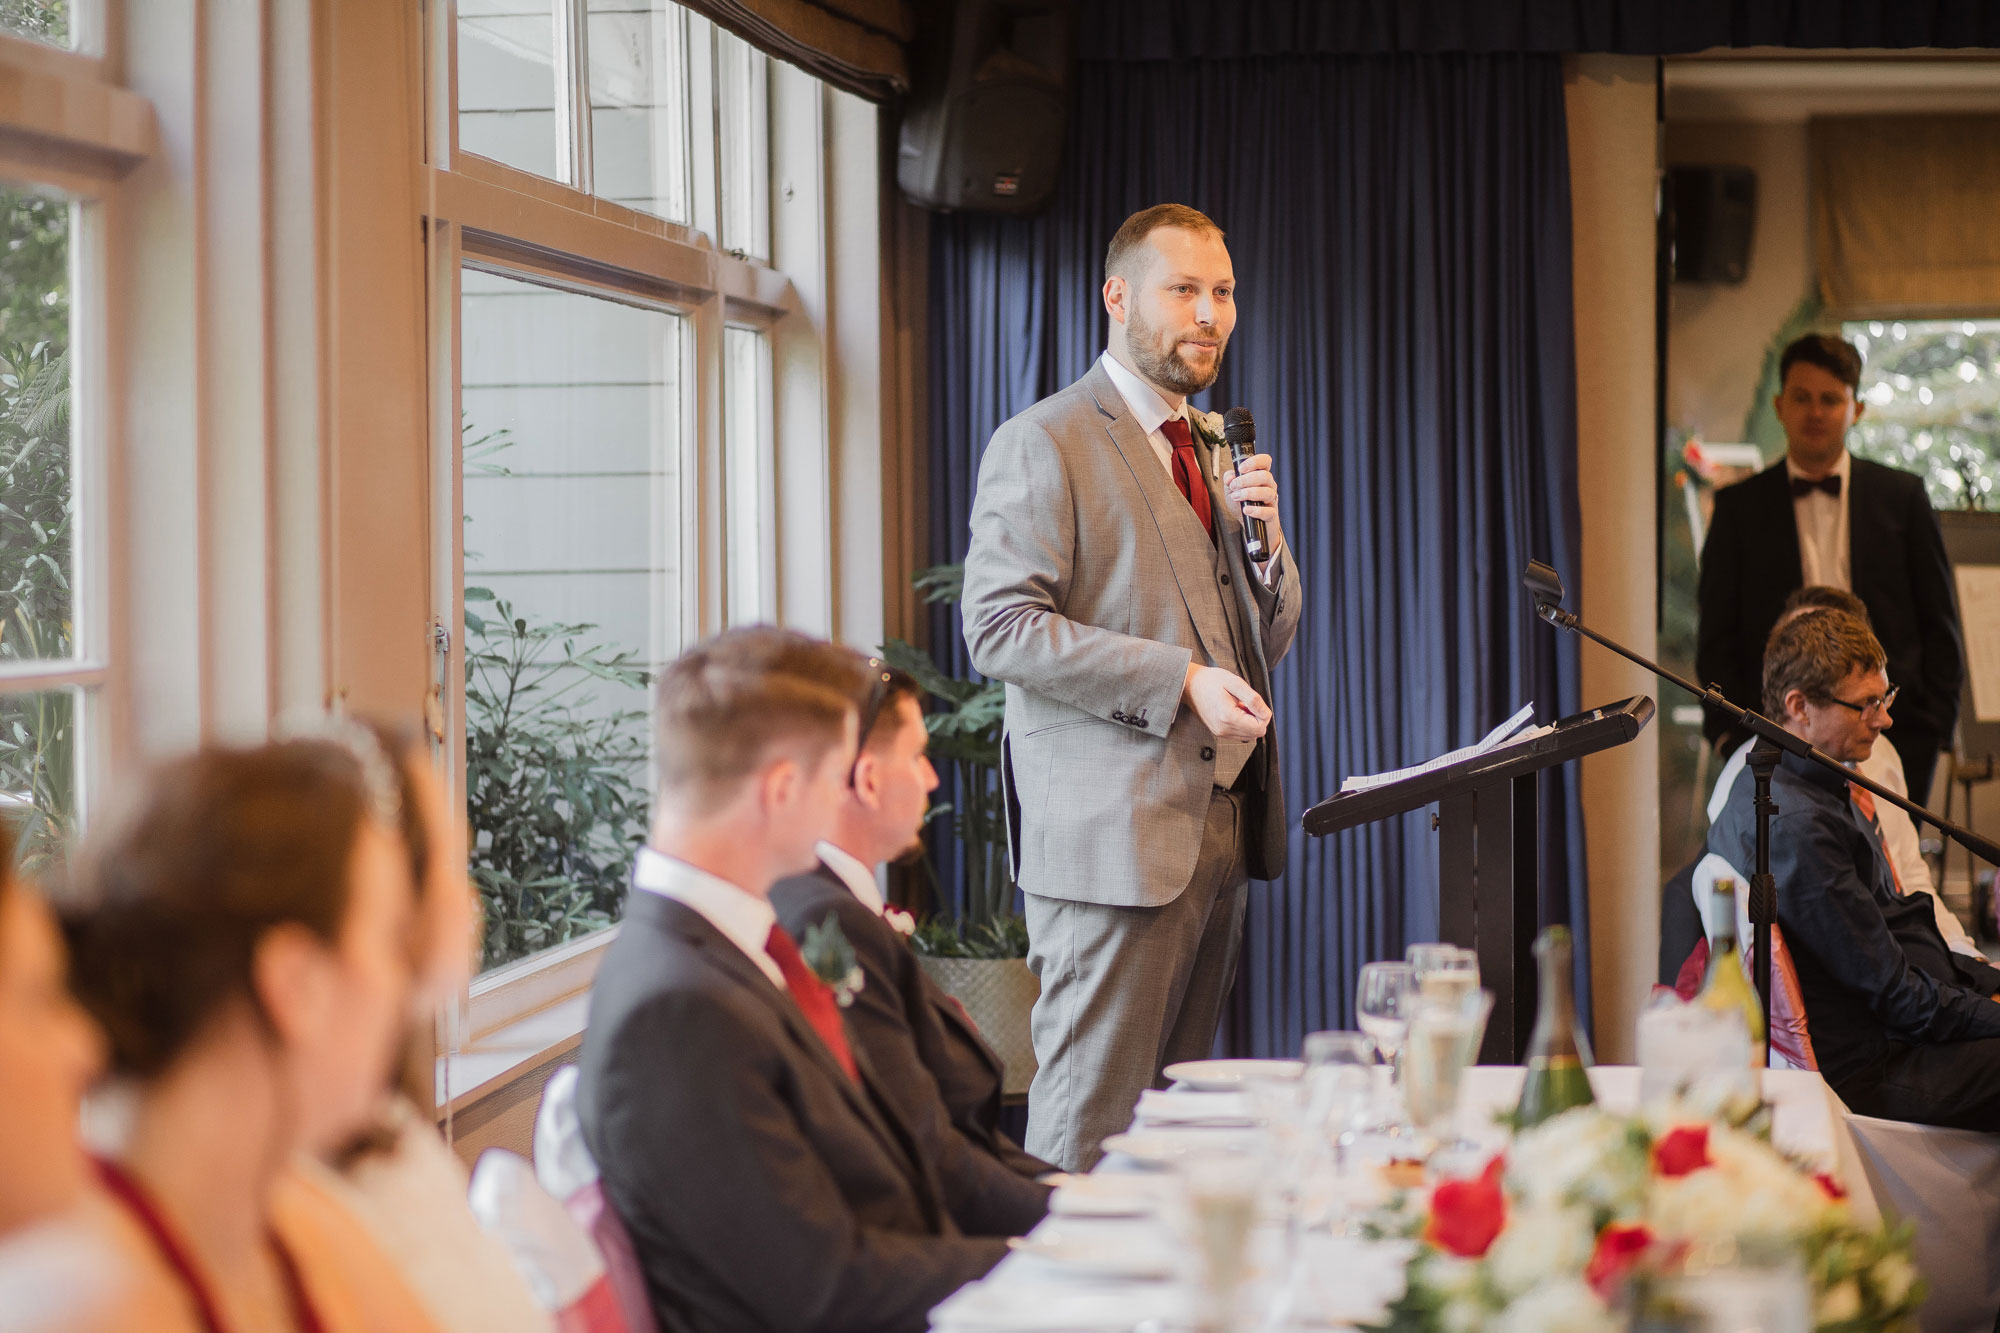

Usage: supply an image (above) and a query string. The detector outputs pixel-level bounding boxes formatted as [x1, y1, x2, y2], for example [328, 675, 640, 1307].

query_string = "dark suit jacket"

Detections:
[1707, 750, 2000, 1097]
[1696, 456, 1962, 746]
[771, 863, 1055, 1224]
[576, 890, 1006, 1333]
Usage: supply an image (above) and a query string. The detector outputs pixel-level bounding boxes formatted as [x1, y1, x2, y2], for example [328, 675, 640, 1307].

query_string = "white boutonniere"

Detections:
[800, 917, 865, 1008]
[1189, 409, 1230, 480]
[883, 907, 917, 939]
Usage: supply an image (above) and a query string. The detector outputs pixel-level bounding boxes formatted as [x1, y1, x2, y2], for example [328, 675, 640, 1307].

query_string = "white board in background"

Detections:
[1954, 564, 2000, 722]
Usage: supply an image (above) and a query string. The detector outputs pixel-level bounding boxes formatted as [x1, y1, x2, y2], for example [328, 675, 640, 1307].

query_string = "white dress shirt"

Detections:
[631, 846, 784, 988]
[815, 839, 885, 915]
[1097, 350, 1283, 583]
[1787, 449, 1852, 591]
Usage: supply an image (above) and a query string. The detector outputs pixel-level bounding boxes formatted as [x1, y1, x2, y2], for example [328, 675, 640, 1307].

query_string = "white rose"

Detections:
[1870, 1253, 1916, 1308]
[1818, 1278, 1862, 1325]
[1490, 1279, 1615, 1333]
[883, 907, 916, 937]
[1485, 1202, 1596, 1299]
[1509, 1110, 1648, 1215]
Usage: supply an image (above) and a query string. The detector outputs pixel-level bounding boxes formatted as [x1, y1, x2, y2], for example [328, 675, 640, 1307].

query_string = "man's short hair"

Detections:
[1781, 584, 1870, 625]
[652, 627, 870, 812]
[1778, 334, 1863, 395]
[1104, 203, 1223, 284]
[1762, 608, 1887, 718]
[852, 657, 924, 755]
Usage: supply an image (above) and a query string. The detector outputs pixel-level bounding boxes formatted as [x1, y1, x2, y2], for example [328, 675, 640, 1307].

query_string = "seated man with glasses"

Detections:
[1708, 607, 2000, 1128]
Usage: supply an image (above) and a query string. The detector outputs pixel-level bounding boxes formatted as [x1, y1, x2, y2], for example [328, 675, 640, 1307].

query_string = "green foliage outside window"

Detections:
[0, 183, 75, 868]
[0, 0, 66, 45]
[461, 422, 653, 970]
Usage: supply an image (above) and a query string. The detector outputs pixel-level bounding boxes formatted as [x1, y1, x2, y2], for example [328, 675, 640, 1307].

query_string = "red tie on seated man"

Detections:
[765, 922, 858, 1081]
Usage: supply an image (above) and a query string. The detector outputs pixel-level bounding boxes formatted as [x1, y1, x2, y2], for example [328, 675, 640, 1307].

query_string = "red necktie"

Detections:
[1160, 416, 1215, 542]
[1850, 784, 1907, 896]
[764, 923, 860, 1081]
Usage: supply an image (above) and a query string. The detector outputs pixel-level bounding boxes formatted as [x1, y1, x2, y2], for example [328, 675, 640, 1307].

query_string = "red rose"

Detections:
[1586, 1223, 1654, 1299]
[1653, 1125, 1712, 1178]
[1424, 1156, 1507, 1258]
[1813, 1172, 1847, 1201]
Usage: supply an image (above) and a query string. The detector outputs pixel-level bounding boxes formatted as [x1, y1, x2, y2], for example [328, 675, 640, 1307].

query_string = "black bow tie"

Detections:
[1791, 474, 1841, 499]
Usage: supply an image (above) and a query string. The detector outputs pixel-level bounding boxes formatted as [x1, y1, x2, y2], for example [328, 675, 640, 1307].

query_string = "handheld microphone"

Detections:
[1221, 407, 1269, 561]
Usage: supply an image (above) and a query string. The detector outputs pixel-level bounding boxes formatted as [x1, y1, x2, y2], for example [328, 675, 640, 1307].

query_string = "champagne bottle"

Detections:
[1698, 878, 1768, 1068]
[1515, 925, 1596, 1128]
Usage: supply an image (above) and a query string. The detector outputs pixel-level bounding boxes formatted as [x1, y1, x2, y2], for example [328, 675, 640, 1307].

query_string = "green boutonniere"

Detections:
[801, 917, 865, 1007]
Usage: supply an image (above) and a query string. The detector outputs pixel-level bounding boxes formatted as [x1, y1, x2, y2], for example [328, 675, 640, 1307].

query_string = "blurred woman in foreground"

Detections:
[63, 736, 444, 1331]
[0, 823, 112, 1329]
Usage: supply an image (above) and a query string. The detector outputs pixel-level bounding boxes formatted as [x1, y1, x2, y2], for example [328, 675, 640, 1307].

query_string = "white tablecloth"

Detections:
[929, 1064, 1873, 1332]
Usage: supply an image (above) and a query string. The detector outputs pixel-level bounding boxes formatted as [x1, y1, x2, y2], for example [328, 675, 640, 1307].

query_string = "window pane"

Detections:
[0, 185, 73, 666]
[723, 326, 768, 623]
[0, 0, 68, 47]
[458, 0, 562, 181]
[1845, 319, 2000, 512]
[716, 29, 769, 259]
[0, 687, 78, 871]
[460, 267, 685, 970]
[587, 0, 690, 224]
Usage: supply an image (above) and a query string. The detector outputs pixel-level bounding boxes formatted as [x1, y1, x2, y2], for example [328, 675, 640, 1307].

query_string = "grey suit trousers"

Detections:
[1023, 786, 1250, 1171]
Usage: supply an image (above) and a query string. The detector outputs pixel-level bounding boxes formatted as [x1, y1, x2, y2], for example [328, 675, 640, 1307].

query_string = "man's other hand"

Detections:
[1183, 664, 1271, 741]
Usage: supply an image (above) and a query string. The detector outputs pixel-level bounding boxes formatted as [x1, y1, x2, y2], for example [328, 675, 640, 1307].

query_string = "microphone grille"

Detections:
[1222, 407, 1255, 446]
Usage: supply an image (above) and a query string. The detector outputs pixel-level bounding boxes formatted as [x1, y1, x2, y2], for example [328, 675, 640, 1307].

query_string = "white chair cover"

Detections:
[534, 1065, 600, 1202]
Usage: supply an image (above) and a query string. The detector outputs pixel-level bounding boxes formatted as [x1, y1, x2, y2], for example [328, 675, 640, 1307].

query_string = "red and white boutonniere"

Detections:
[883, 907, 917, 939]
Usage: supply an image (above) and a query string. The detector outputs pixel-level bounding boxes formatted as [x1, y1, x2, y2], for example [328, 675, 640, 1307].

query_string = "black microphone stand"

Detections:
[1522, 560, 2000, 1048]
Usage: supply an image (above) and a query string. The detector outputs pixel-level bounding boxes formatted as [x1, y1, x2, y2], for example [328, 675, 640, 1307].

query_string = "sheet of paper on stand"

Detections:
[1339, 701, 1551, 793]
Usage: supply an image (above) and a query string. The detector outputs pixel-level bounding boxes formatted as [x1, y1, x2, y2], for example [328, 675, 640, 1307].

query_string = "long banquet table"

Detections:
[929, 1064, 1870, 1332]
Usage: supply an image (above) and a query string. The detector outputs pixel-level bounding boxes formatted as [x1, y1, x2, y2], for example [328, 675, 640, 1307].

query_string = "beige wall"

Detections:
[1665, 120, 1815, 446]
[1565, 56, 1662, 1064]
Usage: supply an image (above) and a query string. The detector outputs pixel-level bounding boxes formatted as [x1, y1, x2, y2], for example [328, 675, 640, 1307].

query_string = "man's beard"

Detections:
[1128, 306, 1226, 395]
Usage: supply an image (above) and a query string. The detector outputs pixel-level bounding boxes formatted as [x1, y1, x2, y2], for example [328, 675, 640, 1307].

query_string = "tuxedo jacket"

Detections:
[961, 361, 1302, 907]
[576, 891, 1005, 1333]
[770, 863, 1055, 1209]
[1696, 456, 1962, 746]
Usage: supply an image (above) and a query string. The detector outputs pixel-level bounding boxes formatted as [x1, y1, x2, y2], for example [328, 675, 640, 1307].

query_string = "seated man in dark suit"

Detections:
[771, 658, 1053, 1237]
[1708, 608, 2000, 1128]
[577, 628, 1007, 1333]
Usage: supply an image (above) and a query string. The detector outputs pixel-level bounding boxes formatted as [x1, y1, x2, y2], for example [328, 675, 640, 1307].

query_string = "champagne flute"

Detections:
[1407, 942, 1480, 1003]
[1403, 985, 1495, 1165]
[1174, 1153, 1260, 1333]
[1356, 961, 1416, 1132]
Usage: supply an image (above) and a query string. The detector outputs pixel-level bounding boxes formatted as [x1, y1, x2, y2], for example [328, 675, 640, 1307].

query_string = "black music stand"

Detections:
[1302, 696, 1655, 1062]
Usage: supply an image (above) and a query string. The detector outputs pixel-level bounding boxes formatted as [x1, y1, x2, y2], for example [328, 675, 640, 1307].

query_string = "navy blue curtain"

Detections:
[925, 53, 1588, 1054]
[1077, 0, 2000, 59]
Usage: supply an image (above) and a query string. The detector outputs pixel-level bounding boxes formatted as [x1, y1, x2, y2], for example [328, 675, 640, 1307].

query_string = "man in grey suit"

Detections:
[962, 203, 1302, 1170]
[578, 628, 1007, 1332]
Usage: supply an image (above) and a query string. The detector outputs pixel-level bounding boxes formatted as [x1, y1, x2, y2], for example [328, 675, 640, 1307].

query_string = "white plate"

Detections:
[1133, 1088, 1258, 1127]
[1163, 1058, 1304, 1091]
[1046, 1173, 1170, 1218]
[1005, 1227, 1178, 1280]
[1098, 1128, 1259, 1165]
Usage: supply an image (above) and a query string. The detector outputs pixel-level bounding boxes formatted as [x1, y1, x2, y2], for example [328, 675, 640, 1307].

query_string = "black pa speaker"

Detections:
[1669, 165, 1757, 285]
[897, 0, 1075, 214]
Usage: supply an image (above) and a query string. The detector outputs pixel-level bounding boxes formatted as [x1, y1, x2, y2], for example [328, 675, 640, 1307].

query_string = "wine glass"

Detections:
[1407, 942, 1480, 1002]
[1356, 961, 1416, 1132]
[1173, 1153, 1261, 1333]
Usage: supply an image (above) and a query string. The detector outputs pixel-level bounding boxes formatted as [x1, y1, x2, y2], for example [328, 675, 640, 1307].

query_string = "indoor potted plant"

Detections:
[882, 564, 1038, 1096]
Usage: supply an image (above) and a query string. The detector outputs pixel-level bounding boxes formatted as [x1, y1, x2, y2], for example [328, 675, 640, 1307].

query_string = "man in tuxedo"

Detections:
[962, 203, 1302, 1169]
[1697, 333, 1963, 802]
[576, 628, 1007, 1333]
[770, 656, 1054, 1236]
[1707, 608, 2000, 1128]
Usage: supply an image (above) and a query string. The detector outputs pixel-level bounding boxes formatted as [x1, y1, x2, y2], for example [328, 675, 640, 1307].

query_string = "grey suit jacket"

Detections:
[962, 361, 1302, 907]
[771, 863, 1055, 1226]
[577, 890, 1006, 1333]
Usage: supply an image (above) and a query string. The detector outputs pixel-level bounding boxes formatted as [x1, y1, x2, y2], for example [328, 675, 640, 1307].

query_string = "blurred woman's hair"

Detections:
[61, 734, 409, 1079]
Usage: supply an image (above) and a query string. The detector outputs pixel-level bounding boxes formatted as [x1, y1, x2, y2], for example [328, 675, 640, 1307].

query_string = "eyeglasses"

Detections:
[851, 657, 895, 786]
[1816, 683, 1898, 718]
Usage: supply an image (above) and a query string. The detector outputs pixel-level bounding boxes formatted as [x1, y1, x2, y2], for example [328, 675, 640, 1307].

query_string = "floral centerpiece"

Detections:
[1372, 1105, 1921, 1332]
